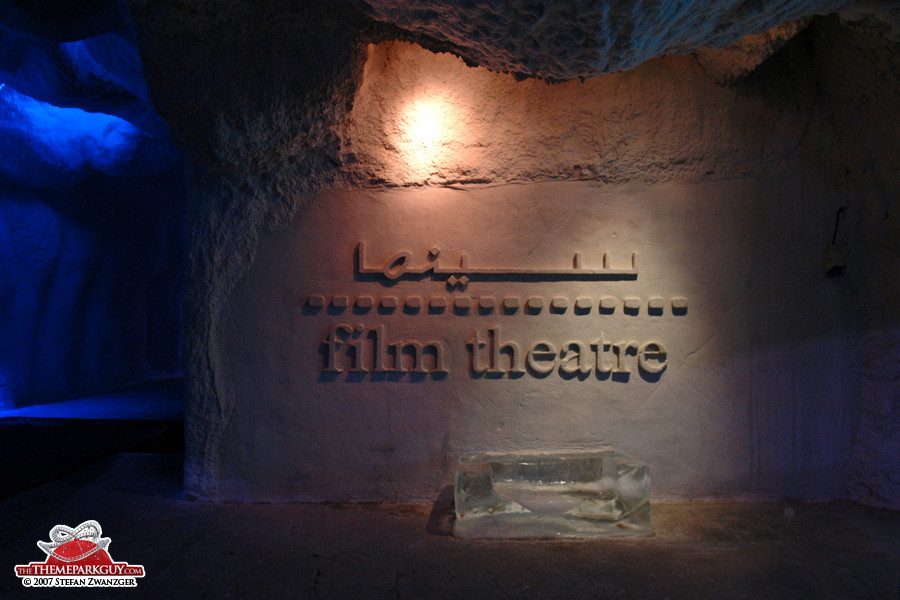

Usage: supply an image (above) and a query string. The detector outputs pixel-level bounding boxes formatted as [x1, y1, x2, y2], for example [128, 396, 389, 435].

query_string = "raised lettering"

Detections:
[527, 341, 558, 374]
[323, 324, 353, 373]
[612, 341, 639, 373]
[559, 341, 591, 374]
[638, 341, 668, 374]
[390, 340, 448, 373]
[467, 330, 489, 373]
[489, 327, 524, 374]
[590, 336, 614, 374]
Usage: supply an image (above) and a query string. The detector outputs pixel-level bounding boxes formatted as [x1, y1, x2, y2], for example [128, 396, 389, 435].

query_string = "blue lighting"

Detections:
[0, 367, 12, 409]
[60, 37, 150, 102]
[0, 39, 186, 410]
[0, 83, 172, 188]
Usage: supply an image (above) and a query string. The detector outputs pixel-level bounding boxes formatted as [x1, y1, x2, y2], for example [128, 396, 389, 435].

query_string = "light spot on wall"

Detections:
[405, 100, 442, 149]
[346, 40, 728, 187]
[395, 97, 449, 178]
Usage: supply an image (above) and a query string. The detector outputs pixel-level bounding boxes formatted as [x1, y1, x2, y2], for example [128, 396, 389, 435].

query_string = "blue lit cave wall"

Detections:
[0, 30, 186, 409]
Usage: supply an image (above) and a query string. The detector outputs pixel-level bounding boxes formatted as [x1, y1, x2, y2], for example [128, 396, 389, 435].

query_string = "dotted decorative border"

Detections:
[304, 295, 688, 316]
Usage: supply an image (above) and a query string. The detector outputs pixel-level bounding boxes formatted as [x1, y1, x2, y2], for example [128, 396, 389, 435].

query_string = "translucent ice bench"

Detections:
[454, 449, 652, 538]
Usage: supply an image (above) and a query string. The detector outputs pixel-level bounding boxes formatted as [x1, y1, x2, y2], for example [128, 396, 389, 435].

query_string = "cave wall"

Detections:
[0, 35, 187, 408]
[119, 1, 900, 506]
[0, 173, 186, 408]
[222, 177, 855, 502]
[814, 19, 900, 508]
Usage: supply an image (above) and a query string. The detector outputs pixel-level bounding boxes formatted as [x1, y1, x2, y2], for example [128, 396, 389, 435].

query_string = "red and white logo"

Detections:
[14, 520, 145, 588]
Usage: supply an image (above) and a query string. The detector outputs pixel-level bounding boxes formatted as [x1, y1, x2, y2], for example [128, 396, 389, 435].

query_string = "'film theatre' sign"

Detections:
[221, 181, 769, 501]
[304, 241, 686, 379]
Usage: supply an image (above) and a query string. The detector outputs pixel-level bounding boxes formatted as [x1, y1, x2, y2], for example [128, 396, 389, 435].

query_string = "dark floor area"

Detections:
[0, 377, 185, 421]
[1, 381, 897, 598]
[0, 379, 184, 499]
[2, 451, 898, 599]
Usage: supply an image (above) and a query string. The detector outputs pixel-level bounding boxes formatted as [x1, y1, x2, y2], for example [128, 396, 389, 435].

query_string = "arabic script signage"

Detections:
[357, 241, 639, 284]
[302, 241, 686, 378]
[222, 182, 767, 501]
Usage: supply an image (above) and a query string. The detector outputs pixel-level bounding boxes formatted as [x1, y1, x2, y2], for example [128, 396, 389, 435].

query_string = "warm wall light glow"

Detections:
[350, 42, 489, 185]
[394, 96, 456, 180]
[407, 101, 442, 148]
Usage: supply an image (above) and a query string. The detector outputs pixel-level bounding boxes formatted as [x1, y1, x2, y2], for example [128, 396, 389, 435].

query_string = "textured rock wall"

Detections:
[360, 0, 848, 78]
[1, 0, 895, 503]
[119, 0, 900, 506]
[125, 0, 368, 498]
[0, 172, 186, 408]
[811, 19, 900, 509]
[0, 1, 188, 408]
[343, 38, 830, 186]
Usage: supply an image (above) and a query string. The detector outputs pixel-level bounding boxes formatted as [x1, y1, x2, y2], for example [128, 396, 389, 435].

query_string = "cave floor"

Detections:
[1, 453, 898, 599]
[0, 378, 184, 421]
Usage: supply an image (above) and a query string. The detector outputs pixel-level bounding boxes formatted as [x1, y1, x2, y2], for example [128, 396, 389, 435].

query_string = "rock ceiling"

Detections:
[0, 0, 897, 181]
